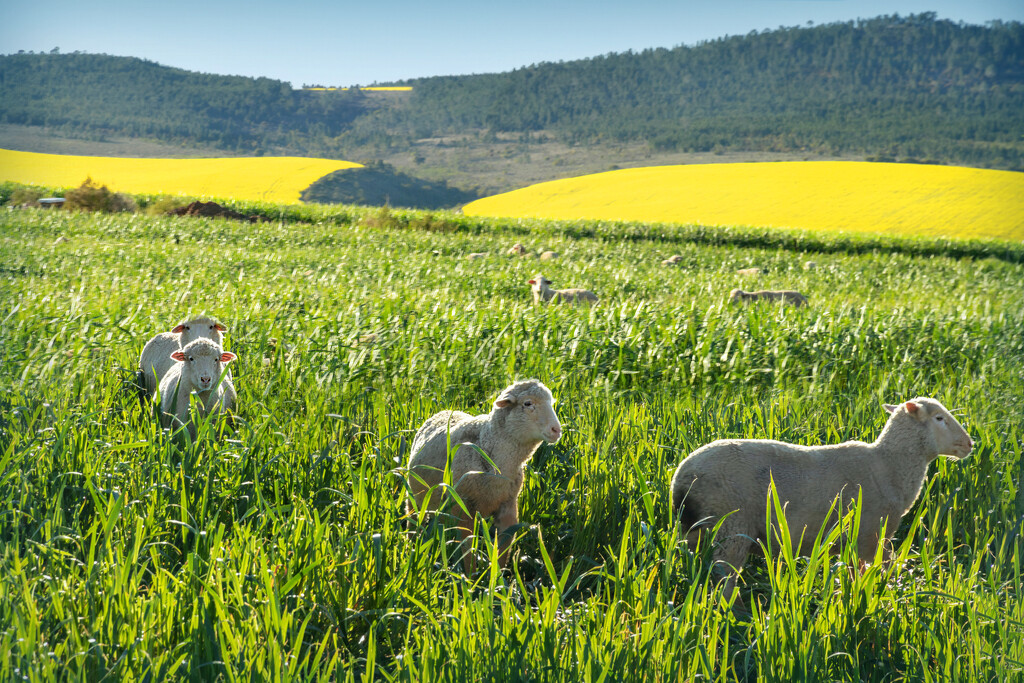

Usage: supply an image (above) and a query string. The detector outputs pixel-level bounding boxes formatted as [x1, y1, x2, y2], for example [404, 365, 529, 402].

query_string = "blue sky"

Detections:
[3, 1, 1022, 87]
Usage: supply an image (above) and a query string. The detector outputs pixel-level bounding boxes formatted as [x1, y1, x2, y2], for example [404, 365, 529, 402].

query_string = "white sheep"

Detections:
[671, 398, 973, 604]
[662, 255, 684, 266]
[407, 379, 562, 571]
[529, 275, 598, 305]
[730, 288, 808, 307]
[539, 250, 559, 261]
[139, 316, 227, 398]
[507, 243, 528, 256]
[736, 267, 765, 276]
[158, 337, 237, 439]
[467, 252, 487, 260]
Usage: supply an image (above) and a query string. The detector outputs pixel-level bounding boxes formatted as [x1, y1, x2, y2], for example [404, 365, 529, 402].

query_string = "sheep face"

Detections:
[170, 338, 236, 393]
[884, 398, 973, 459]
[494, 381, 562, 444]
[729, 289, 746, 303]
[172, 316, 227, 346]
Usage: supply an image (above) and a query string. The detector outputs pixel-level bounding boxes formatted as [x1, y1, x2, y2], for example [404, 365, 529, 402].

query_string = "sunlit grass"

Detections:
[0, 148, 362, 203]
[464, 161, 1024, 241]
[1, 201, 1022, 680]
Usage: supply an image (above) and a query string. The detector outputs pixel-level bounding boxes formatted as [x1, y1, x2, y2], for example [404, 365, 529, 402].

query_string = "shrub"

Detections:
[63, 177, 137, 213]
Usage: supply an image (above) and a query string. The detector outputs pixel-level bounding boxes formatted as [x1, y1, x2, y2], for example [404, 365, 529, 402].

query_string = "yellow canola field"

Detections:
[464, 161, 1024, 242]
[0, 149, 362, 204]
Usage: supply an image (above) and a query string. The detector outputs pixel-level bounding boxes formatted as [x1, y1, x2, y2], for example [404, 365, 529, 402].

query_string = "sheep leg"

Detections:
[713, 523, 753, 610]
[495, 498, 520, 569]
[451, 505, 478, 575]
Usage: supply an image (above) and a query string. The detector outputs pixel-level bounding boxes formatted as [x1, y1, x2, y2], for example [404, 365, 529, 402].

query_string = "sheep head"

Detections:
[883, 398, 973, 459]
[172, 316, 227, 346]
[170, 338, 236, 393]
[493, 379, 562, 444]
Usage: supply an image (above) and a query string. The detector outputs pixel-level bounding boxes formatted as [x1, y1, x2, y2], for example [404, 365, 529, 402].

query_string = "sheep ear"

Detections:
[171, 324, 186, 333]
[528, 279, 536, 285]
[905, 400, 922, 415]
[219, 352, 236, 363]
[170, 350, 186, 362]
[214, 323, 227, 332]
[494, 395, 515, 409]
[883, 404, 897, 414]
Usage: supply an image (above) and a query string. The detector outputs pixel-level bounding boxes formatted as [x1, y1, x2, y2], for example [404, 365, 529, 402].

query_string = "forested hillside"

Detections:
[2, 14, 1022, 169]
[0, 53, 366, 154]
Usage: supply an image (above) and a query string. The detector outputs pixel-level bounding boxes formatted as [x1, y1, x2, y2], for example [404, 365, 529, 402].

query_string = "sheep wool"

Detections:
[158, 337, 237, 440]
[670, 398, 973, 603]
[407, 379, 562, 571]
[139, 316, 227, 398]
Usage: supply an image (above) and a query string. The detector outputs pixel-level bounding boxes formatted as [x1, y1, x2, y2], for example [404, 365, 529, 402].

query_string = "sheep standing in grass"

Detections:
[662, 255, 684, 266]
[539, 250, 559, 261]
[730, 288, 808, 307]
[507, 243, 528, 256]
[529, 275, 598, 305]
[159, 338, 237, 439]
[736, 267, 765, 276]
[407, 379, 562, 571]
[139, 316, 227, 398]
[671, 398, 973, 603]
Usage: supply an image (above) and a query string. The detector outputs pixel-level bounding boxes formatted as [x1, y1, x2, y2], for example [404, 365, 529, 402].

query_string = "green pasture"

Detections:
[1, 199, 1022, 681]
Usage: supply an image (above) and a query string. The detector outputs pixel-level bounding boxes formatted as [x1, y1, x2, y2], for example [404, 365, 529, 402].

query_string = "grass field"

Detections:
[1, 195, 1023, 681]
[0, 149, 362, 204]
[464, 161, 1024, 242]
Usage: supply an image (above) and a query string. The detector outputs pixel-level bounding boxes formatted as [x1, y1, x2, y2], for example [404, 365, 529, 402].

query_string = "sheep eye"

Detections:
[524, 401, 533, 407]
[936, 415, 945, 422]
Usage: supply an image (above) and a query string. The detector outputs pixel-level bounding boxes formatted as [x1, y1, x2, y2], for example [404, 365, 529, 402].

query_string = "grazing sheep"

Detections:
[804, 260, 818, 271]
[407, 379, 562, 571]
[139, 316, 227, 399]
[507, 243, 528, 256]
[158, 338, 237, 439]
[529, 275, 598, 305]
[730, 289, 808, 307]
[737, 267, 765, 276]
[539, 250, 559, 261]
[467, 252, 487, 260]
[662, 255, 684, 266]
[671, 398, 973, 603]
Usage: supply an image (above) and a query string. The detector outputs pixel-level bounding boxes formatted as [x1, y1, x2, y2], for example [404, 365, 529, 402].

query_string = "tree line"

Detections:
[2, 14, 1022, 169]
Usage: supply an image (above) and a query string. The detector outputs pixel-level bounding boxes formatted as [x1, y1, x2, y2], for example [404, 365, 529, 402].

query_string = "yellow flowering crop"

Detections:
[0, 149, 362, 204]
[464, 161, 1024, 242]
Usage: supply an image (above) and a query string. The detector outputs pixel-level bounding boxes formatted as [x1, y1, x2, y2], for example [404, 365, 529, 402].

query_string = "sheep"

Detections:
[670, 398, 973, 605]
[507, 243, 528, 256]
[730, 288, 808, 307]
[139, 316, 228, 399]
[467, 252, 487, 260]
[804, 260, 818, 271]
[736, 267, 765, 276]
[406, 379, 562, 571]
[539, 250, 559, 261]
[662, 255, 685, 266]
[158, 337, 237, 439]
[528, 275, 598, 305]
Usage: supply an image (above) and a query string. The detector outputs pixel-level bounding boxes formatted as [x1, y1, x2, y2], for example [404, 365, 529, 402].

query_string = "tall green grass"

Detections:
[1, 204, 1022, 680]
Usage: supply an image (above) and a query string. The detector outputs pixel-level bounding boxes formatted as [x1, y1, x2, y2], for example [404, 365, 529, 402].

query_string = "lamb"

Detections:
[507, 243, 528, 256]
[158, 337, 237, 439]
[662, 255, 685, 266]
[730, 288, 808, 307]
[670, 398, 973, 604]
[529, 275, 598, 305]
[406, 379, 562, 571]
[139, 316, 228, 399]
[539, 250, 559, 261]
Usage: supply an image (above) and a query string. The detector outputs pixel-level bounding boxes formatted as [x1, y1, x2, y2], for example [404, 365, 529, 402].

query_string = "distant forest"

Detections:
[3, 14, 1023, 169]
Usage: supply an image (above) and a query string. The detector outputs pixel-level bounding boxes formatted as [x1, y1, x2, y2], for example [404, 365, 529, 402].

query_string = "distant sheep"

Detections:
[529, 275, 598, 305]
[730, 289, 808, 307]
[158, 338, 237, 439]
[671, 398, 973, 604]
[804, 261, 818, 271]
[467, 252, 487, 260]
[662, 255, 684, 266]
[407, 379, 562, 571]
[139, 316, 227, 399]
[736, 267, 765, 276]
[507, 243, 528, 256]
[539, 251, 559, 261]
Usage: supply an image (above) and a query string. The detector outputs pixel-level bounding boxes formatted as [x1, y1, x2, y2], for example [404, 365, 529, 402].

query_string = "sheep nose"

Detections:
[550, 425, 562, 439]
